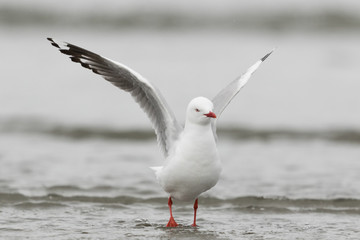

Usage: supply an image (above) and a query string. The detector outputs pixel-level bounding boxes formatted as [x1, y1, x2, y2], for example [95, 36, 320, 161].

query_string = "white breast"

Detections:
[155, 127, 222, 201]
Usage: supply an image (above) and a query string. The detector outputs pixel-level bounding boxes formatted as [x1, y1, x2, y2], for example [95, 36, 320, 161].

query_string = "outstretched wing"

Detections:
[212, 50, 274, 136]
[47, 38, 183, 157]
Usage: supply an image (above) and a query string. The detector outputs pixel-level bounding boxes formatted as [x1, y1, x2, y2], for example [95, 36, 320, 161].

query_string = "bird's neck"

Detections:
[183, 121, 213, 136]
[178, 121, 218, 161]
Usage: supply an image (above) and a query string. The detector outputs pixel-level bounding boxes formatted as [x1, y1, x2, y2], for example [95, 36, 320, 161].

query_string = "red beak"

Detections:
[204, 111, 217, 118]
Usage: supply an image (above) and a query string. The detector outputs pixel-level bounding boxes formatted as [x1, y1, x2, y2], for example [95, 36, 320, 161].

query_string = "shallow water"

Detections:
[1, 126, 360, 239]
[1, 1, 360, 239]
[1, 194, 360, 239]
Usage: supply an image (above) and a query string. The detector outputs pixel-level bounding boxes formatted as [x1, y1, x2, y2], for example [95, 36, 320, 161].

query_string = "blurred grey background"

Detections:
[1, 0, 360, 130]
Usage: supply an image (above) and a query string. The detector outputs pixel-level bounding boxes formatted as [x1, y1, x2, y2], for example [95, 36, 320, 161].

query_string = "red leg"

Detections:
[192, 198, 198, 227]
[166, 197, 178, 227]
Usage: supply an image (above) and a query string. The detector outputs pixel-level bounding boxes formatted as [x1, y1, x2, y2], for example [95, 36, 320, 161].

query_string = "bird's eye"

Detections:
[195, 108, 200, 112]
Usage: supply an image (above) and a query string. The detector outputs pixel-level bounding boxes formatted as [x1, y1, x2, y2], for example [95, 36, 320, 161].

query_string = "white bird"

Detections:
[47, 38, 273, 227]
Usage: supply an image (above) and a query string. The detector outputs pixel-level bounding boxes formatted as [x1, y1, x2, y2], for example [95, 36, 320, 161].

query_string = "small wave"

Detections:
[0, 228, 23, 232]
[44, 194, 153, 204]
[0, 192, 28, 202]
[1, 192, 359, 214]
[0, 118, 154, 141]
[46, 185, 117, 192]
[0, 6, 359, 32]
[203, 196, 360, 212]
[234, 205, 293, 214]
[14, 202, 68, 209]
[1, 117, 360, 144]
[219, 127, 360, 144]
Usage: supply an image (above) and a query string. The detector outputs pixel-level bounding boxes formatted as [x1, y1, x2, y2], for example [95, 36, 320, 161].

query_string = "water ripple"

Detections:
[1, 118, 360, 144]
[1, 192, 359, 214]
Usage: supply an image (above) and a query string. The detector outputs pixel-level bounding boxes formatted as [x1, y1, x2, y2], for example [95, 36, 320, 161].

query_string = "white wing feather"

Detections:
[48, 38, 183, 157]
[211, 50, 274, 137]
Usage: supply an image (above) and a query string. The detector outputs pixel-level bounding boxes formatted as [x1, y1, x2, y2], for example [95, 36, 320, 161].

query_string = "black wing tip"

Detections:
[47, 37, 61, 49]
[261, 48, 275, 62]
[47, 37, 72, 51]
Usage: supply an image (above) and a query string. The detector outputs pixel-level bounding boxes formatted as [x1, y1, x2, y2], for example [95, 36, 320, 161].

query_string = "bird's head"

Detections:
[186, 97, 216, 125]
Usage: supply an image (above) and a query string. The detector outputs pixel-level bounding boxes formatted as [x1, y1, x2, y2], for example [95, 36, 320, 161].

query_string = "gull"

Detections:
[47, 37, 273, 227]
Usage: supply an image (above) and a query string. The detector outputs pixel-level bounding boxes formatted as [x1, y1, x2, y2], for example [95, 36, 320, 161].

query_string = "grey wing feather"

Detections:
[211, 50, 274, 138]
[47, 38, 182, 157]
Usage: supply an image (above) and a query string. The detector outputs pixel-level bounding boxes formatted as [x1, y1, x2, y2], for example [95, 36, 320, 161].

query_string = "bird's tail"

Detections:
[149, 166, 163, 180]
